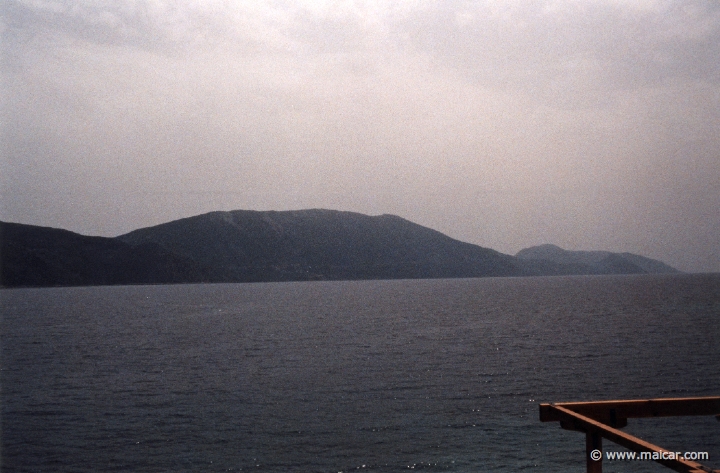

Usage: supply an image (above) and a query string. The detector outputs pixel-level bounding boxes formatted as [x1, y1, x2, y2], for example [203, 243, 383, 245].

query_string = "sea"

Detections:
[2, 274, 719, 473]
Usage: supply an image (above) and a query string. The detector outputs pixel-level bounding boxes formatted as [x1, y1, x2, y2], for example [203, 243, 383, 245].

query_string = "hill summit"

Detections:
[116, 210, 519, 281]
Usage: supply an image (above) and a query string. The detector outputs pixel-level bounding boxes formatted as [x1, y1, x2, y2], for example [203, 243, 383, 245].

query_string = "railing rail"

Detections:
[539, 396, 720, 473]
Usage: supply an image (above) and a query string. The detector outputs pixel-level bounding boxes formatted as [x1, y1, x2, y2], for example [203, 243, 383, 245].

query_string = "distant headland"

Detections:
[0, 209, 679, 287]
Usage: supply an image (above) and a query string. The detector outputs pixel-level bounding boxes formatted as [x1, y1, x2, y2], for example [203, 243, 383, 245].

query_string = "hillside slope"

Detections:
[0, 221, 220, 287]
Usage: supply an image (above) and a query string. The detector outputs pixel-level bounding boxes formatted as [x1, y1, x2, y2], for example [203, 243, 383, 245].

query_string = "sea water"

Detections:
[2, 274, 719, 472]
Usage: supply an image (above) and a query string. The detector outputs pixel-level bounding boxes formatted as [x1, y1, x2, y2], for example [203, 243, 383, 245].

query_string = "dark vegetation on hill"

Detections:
[1, 210, 679, 287]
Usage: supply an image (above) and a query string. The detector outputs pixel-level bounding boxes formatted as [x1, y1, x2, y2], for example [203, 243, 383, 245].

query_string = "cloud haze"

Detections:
[2, 0, 719, 272]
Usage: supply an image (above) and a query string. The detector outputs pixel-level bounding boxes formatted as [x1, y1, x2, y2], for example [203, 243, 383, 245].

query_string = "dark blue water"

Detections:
[2, 274, 719, 472]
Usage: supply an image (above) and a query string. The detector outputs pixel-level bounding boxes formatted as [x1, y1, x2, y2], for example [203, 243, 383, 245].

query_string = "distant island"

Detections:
[0, 209, 679, 287]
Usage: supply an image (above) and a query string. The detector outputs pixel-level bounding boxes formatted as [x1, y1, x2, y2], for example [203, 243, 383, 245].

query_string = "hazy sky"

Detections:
[2, 0, 719, 272]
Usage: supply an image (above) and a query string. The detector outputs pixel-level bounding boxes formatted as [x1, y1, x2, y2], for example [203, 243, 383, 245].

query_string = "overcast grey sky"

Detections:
[2, 0, 719, 272]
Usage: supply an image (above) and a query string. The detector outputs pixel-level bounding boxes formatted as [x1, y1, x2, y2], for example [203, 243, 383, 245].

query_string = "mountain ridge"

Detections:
[1, 210, 680, 287]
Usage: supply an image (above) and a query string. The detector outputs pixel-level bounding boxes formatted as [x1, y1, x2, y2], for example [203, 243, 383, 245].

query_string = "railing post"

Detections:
[586, 430, 602, 473]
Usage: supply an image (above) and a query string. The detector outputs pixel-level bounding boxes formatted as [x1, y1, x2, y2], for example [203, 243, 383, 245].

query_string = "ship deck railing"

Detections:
[539, 396, 720, 473]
